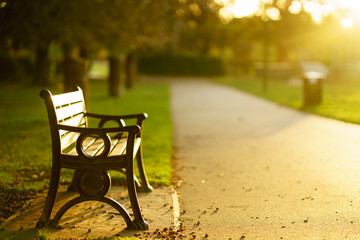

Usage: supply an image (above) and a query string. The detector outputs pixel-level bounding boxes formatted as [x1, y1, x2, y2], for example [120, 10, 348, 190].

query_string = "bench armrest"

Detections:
[86, 112, 147, 122]
[58, 124, 141, 135]
[84, 113, 147, 137]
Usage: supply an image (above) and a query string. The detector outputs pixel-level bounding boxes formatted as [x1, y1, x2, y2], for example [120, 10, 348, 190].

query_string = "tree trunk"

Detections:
[33, 41, 50, 86]
[63, 56, 90, 103]
[125, 53, 138, 89]
[108, 55, 125, 97]
[262, 20, 269, 93]
[277, 43, 289, 62]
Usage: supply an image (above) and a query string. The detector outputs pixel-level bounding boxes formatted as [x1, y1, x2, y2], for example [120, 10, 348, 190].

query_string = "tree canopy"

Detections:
[0, 0, 358, 84]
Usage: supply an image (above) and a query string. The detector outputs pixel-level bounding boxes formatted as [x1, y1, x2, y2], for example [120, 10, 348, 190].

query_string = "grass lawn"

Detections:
[216, 76, 360, 125]
[0, 79, 172, 224]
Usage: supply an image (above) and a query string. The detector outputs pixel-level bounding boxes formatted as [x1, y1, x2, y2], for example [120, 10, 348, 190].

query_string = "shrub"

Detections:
[0, 54, 33, 82]
[138, 52, 225, 76]
[0, 54, 16, 82]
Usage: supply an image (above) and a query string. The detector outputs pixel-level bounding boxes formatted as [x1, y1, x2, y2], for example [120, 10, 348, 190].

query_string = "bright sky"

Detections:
[215, 0, 360, 28]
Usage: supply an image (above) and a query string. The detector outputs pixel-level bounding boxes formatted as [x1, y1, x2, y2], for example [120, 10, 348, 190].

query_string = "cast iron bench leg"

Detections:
[36, 163, 61, 228]
[126, 162, 149, 230]
[50, 196, 134, 229]
[136, 148, 153, 192]
[67, 169, 80, 192]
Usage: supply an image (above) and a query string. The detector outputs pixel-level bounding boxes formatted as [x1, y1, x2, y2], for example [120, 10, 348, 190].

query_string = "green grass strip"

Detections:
[0, 80, 172, 191]
[216, 76, 360, 124]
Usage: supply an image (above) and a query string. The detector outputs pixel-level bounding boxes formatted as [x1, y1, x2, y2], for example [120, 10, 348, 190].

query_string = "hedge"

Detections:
[138, 53, 225, 76]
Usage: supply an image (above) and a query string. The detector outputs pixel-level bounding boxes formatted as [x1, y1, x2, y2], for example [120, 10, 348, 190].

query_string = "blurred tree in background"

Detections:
[173, 0, 222, 54]
[1, 0, 360, 95]
[0, 0, 180, 98]
[0, 0, 62, 85]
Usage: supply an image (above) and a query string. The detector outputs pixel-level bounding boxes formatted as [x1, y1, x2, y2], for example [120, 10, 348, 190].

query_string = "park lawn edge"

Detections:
[215, 76, 360, 125]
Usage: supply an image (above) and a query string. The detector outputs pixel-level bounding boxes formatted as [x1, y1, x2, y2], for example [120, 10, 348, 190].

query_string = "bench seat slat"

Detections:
[61, 114, 86, 127]
[87, 138, 105, 156]
[56, 102, 85, 122]
[61, 132, 80, 153]
[109, 138, 127, 156]
[108, 138, 141, 156]
[52, 91, 84, 107]
[116, 138, 141, 156]
[63, 137, 141, 158]
[65, 136, 94, 155]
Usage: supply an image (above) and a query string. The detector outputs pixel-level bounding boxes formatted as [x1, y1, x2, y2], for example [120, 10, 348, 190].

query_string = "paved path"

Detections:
[171, 80, 360, 239]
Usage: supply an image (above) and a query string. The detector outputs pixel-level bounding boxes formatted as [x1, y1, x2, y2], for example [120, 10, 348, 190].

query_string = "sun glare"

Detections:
[232, 0, 260, 18]
[332, 0, 360, 28]
[289, 1, 302, 14]
[334, 0, 360, 10]
[341, 18, 354, 28]
[217, 0, 260, 19]
[216, 0, 360, 28]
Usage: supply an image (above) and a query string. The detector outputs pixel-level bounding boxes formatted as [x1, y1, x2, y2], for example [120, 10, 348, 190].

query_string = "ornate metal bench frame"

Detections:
[36, 87, 152, 230]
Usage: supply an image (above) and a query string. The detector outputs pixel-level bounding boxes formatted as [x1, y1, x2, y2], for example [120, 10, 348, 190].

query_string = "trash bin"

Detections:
[303, 71, 323, 106]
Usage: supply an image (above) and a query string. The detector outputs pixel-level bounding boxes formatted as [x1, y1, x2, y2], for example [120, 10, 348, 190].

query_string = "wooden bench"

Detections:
[36, 86, 152, 230]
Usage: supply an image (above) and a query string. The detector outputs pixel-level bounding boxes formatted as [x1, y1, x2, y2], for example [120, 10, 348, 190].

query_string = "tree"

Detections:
[0, 0, 64, 85]
[221, 17, 263, 75]
[173, 0, 223, 54]
[96, 0, 178, 97]
[55, 0, 105, 102]
[0, 0, 181, 98]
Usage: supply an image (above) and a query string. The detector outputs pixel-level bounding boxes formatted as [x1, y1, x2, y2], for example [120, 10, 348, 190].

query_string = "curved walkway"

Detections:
[171, 79, 360, 239]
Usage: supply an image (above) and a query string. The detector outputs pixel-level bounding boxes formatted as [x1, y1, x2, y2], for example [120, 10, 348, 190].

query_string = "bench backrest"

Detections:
[40, 87, 87, 153]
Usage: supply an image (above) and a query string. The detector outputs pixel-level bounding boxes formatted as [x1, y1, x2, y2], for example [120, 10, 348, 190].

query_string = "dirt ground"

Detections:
[0, 185, 178, 240]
